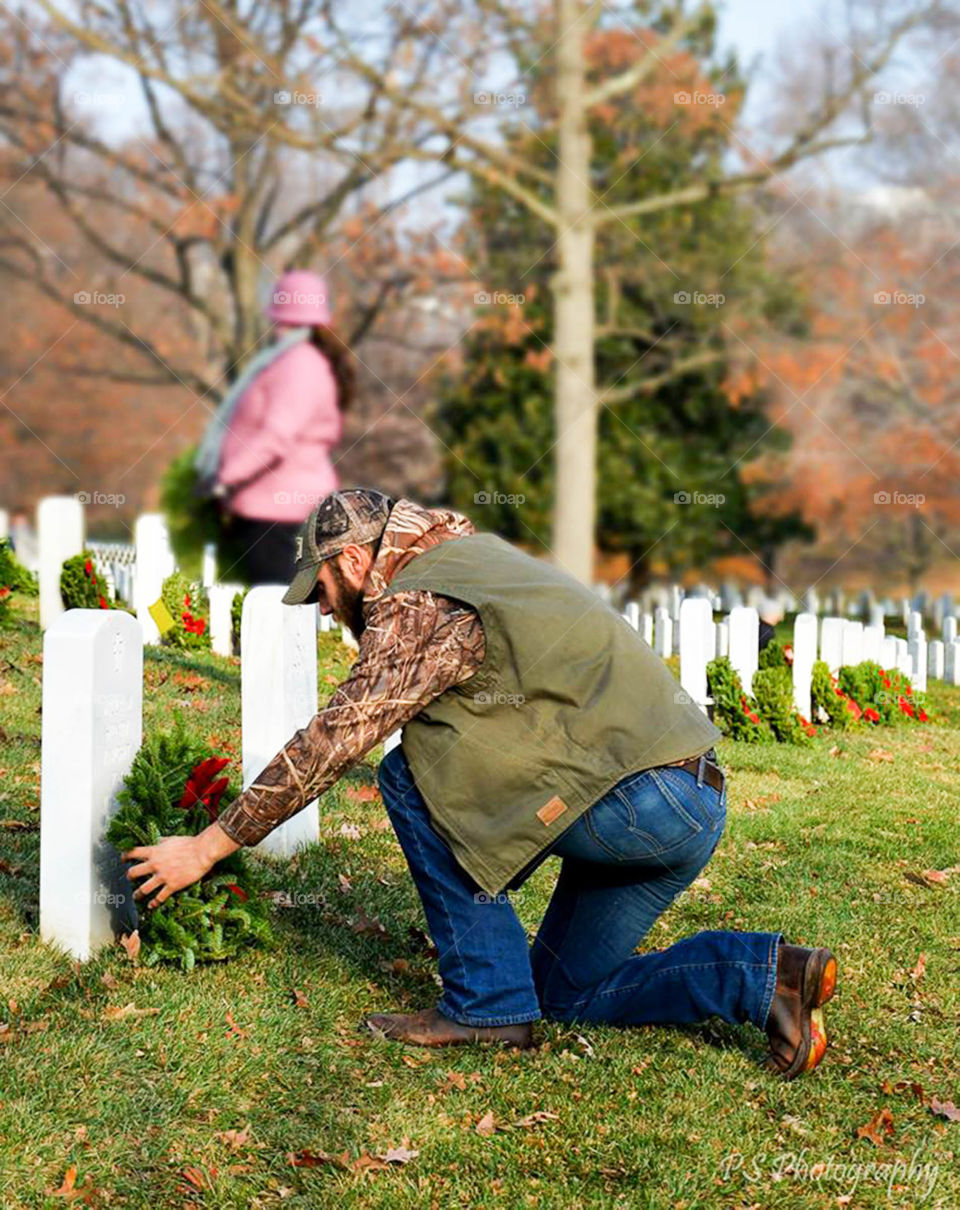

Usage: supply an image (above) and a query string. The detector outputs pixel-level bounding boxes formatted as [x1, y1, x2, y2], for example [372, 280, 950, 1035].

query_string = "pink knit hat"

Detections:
[265, 269, 331, 325]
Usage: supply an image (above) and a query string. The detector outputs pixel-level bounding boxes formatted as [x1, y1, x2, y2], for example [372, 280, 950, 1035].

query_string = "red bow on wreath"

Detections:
[179, 756, 231, 821]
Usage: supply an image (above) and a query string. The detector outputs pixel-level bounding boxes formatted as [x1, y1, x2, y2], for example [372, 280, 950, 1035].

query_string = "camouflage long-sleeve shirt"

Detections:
[216, 499, 486, 846]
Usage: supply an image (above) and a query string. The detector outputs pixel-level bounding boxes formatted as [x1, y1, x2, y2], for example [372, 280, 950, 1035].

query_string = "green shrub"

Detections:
[60, 551, 113, 611]
[839, 661, 924, 724]
[0, 539, 37, 599]
[160, 571, 210, 651]
[707, 657, 772, 743]
[231, 588, 248, 657]
[161, 447, 255, 585]
[758, 639, 790, 670]
[753, 666, 811, 744]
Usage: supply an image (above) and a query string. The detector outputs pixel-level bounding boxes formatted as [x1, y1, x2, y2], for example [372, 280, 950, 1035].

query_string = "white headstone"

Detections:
[928, 639, 944, 681]
[241, 587, 320, 857]
[715, 618, 729, 659]
[340, 623, 360, 652]
[792, 613, 818, 719]
[40, 610, 142, 961]
[0, 508, 8, 541]
[894, 637, 911, 676]
[907, 611, 923, 640]
[134, 514, 176, 645]
[654, 608, 672, 658]
[208, 582, 244, 657]
[623, 601, 640, 631]
[908, 634, 927, 692]
[202, 543, 217, 588]
[679, 598, 713, 711]
[819, 617, 844, 676]
[641, 612, 654, 646]
[945, 640, 960, 687]
[880, 636, 899, 671]
[943, 616, 957, 645]
[869, 603, 884, 629]
[862, 625, 883, 665]
[841, 620, 864, 669]
[38, 495, 84, 630]
[728, 606, 759, 694]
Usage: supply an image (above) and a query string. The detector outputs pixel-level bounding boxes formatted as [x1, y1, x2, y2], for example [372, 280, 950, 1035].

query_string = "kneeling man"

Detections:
[125, 488, 837, 1079]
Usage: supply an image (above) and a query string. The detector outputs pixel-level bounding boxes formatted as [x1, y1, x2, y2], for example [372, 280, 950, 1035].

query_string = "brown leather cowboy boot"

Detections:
[364, 1007, 533, 1049]
[766, 944, 838, 1080]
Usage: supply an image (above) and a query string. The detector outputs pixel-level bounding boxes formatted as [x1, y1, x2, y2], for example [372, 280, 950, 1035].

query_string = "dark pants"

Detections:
[226, 516, 301, 586]
[378, 746, 780, 1030]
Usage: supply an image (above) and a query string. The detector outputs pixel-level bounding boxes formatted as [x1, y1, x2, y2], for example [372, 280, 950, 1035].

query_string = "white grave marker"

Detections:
[40, 610, 142, 961]
[208, 583, 244, 657]
[841, 620, 864, 669]
[943, 616, 957, 645]
[679, 597, 713, 711]
[880, 636, 899, 671]
[728, 606, 759, 694]
[134, 514, 176, 644]
[241, 587, 320, 857]
[38, 495, 84, 630]
[945, 640, 960, 687]
[792, 613, 818, 719]
[928, 639, 944, 681]
[819, 617, 844, 675]
[642, 612, 654, 646]
[654, 608, 673, 658]
[715, 618, 729, 659]
[908, 634, 927, 693]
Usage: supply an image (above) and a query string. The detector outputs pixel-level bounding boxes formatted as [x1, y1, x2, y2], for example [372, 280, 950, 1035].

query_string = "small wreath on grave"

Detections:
[0, 539, 36, 626]
[160, 571, 211, 651]
[60, 551, 114, 611]
[106, 718, 274, 970]
[812, 660, 927, 726]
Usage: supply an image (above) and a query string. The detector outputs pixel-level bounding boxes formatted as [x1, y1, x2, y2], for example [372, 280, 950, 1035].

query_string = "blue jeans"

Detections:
[378, 747, 781, 1031]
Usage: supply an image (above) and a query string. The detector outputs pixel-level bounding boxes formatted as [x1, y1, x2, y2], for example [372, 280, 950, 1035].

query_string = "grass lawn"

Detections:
[0, 596, 958, 1209]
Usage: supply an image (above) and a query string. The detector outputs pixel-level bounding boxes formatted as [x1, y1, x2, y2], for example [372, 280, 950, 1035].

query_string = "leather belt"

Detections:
[665, 750, 725, 793]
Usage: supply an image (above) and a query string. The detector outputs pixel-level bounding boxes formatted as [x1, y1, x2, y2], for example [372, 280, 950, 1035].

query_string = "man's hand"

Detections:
[122, 822, 241, 909]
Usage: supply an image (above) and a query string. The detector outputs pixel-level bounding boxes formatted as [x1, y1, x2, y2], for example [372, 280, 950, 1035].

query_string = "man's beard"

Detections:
[329, 559, 366, 638]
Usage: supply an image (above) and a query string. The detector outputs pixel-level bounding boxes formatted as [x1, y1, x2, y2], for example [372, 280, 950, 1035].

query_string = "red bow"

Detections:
[180, 756, 231, 820]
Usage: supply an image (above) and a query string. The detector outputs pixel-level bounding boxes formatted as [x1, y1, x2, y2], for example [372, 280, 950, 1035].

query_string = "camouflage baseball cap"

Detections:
[282, 488, 395, 605]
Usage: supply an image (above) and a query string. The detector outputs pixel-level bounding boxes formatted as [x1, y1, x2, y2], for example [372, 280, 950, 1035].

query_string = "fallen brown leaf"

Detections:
[350, 910, 387, 937]
[345, 785, 381, 803]
[291, 988, 309, 1009]
[119, 930, 140, 962]
[856, 1107, 895, 1145]
[225, 1012, 249, 1039]
[215, 1124, 252, 1150]
[475, 1111, 497, 1136]
[102, 1003, 160, 1021]
[930, 1098, 960, 1122]
[289, 1149, 349, 1169]
[910, 953, 927, 981]
[513, 1111, 560, 1128]
[868, 748, 894, 763]
[378, 1141, 419, 1164]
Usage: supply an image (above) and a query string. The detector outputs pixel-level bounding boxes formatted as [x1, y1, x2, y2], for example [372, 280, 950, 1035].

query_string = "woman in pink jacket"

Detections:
[208, 270, 354, 584]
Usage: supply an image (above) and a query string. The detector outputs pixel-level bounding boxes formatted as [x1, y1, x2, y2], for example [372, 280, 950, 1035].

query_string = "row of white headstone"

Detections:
[621, 600, 943, 719]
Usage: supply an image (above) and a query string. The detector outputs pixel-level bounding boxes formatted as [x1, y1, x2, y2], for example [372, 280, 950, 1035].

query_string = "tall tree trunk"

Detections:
[551, 0, 597, 584]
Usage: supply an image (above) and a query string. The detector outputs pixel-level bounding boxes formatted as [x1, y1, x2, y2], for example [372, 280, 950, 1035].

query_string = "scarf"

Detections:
[193, 326, 312, 492]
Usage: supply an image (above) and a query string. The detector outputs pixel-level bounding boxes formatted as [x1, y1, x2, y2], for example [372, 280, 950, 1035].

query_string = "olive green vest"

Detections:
[382, 533, 721, 894]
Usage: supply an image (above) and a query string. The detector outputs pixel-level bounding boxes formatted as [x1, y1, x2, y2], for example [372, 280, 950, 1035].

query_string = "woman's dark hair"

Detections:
[311, 325, 356, 413]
